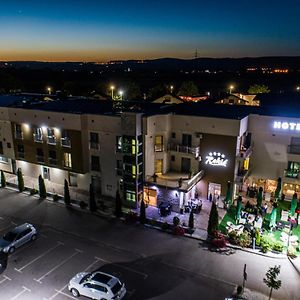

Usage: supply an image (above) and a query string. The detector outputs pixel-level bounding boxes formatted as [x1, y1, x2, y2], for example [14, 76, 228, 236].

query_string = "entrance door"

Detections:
[143, 188, 157, 206]
[208, 182, 221, 200]
[91, 175, 102, 197]
[181, 157, 191, 173]
[43, 167, 50, 180]
[69, 173, 78, 187]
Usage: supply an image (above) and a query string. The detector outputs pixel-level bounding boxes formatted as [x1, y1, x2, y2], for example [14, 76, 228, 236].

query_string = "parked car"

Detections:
[0, 223, 37, 254]
[0, 251, 8, 274]
[68, 271, 126, 300]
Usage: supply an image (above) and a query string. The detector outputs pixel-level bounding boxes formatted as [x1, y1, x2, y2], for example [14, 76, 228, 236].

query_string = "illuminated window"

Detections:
[47, 128, 56, 145]
[155, 135, 163, 152]
[33, 127, 43, 142]
[126, 190, 136, 202]
[64, 153, 72, 168]
[243, 158, 249, 170]
[155, 159, 163, 174]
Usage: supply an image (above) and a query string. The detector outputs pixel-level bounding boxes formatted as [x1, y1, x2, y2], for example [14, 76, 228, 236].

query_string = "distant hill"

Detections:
[1, 56, 300, 71]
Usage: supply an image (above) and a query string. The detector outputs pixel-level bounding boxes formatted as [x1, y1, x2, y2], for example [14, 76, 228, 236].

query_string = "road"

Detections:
[0, 188, 299, 300]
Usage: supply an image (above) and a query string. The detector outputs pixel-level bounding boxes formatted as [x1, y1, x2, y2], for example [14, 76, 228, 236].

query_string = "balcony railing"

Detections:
[90, 141, 99, 150]
[36, 155, 45, 163]
[47, 136, 56, 145]
[284, 169, 299, 179]
[61, 138, 71, 147]
[288, 145, 300, 155]
[33, 134, 43, 143]
[154, 144, 164, 152]
[168, 144, 200, 157]
[15, 132, 23, 139]
[49, 158, 57, 166]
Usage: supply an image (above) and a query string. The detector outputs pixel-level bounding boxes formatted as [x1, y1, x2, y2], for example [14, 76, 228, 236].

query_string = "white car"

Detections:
[68, 271, 126, 300]
[0, 223, 37, 253]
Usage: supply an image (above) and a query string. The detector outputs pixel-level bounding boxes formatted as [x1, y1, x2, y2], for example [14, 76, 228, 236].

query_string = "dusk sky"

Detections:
[1, 0, 300, 62]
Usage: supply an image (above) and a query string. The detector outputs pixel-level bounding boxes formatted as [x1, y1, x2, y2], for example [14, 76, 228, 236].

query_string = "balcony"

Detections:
[36, 155, 45, 163]
[47, 136, 56, 145]
[33, 134, 43, 143]
[90, 141, 99, 150]
[284, 169, 299, 179]
[15, 132, 23, 140]
[168, 144, 200, 158]
[288, 145, 300, 155]
[154, 144, 164, 152]
[49, 158, 57, 166]
[61, 138, 71, 147]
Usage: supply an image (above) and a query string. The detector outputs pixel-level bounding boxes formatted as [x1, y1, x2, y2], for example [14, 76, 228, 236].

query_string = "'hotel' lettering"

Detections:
[273, 121, 300, 131]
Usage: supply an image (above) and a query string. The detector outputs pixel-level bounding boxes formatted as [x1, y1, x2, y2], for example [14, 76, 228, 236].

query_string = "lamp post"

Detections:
[229, 85, 234, 94]
[47, 87, 52, 95]
[170, 85, 174, 94]
[110, 86, 115, 100]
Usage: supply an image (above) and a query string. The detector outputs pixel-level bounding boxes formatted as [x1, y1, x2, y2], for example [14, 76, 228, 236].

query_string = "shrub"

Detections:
[161, 222, 169, 231]
[115, 190, 122, 218]
[38, 175, 47, 199]
[238, 231, 252, 248]
[188, 210, 194, 229]
[255, 229, 261, 246]
[64, 179, 71, 205]
[207, 202, 219, 236]
[272, 242, 284, 253]
[228, 230, 239, 245]
[89, 183, 97, 212]
[212, 237, 227, 248]
[17, 168, 24, 192]
[287, 246, 297, 258]
[30, 188, 38, 195]
[173, 216, 180, 226]
[79, 201, 88, 209]
[53, 194, 59, 202]
[139, 200, 146, 224]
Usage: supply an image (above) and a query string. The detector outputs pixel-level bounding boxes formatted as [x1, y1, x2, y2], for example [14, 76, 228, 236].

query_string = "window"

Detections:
[0, 141, 3, 155]
[90, 132, 99, 149]
[33, 127, 43, 142]
[182, 134, 192, 147]
[91, 155, 100, 171]
[61, 130, 71, 147]
[15, 124, 23, 139]
[17, 144, 25, 159]
[171, 155, 175, 162]
[7, 143, 11, 149]
[116, 136, 122, 152]
[155, 135, 163, 152]
[126, 190, 136, 202]
[64, 153, 72, 168]
[47, 128, 56, 145]
[36, 148, 44, 163]
[155, 159, 163, 174]
[49, 150, 57, 165]
[171, 132, 176, 139]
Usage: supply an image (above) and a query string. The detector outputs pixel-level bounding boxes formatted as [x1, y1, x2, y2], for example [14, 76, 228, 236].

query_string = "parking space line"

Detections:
[45, 256, 101, 300]
[54, 290, 77, 300]
[10, 286, 31, 300]
[11, 221, 17, 226]
[34, 249, 81, 284]
[0, 275, 11, 284]
[14, 241, 64, 273]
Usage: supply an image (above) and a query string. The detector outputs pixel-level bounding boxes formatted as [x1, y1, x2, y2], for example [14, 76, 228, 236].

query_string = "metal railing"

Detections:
[33, 134, 43, 142]
[90, 141, 99, 150]
[154, 144, 164, 152]
[284, 169, 299, 179]
[168, 144, 200, 157]
[61, 138, 71, 147]
[288, 145, 300, 155]
[47, 136, 56, 145]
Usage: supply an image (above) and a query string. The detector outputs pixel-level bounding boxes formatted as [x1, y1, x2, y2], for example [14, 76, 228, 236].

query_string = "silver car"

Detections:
[68, 271, 126, 300]
[0, 223, 37, 253]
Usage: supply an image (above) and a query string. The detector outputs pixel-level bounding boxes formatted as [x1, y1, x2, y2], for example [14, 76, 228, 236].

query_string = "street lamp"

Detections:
[119, 90, 123, 100]
[296, 86, 300, 92]
[170, 85, 174, 94]
[46, 87, 52, 95]
[229, 85, 234, 94]
[110, 85, 115, 99]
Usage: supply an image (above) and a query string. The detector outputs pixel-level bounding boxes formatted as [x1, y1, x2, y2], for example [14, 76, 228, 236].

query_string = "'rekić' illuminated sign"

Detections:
[205, 152, 228, 167]
[273, 121, 300, 131]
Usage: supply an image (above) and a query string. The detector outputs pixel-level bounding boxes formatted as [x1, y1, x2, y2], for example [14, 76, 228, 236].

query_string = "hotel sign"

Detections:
[205, 152, 228, 167]
[273, 121, 300, 131]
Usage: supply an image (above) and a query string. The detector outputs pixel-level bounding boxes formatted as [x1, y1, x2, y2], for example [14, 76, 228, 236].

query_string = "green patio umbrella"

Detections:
[257, 187, 263, 208]
[269, 203, 278, 230]
[290, 193, 298, 216]
[274, 177, 282, 200]
[224, 181, 232, 206]
[235, 196, 242, 224]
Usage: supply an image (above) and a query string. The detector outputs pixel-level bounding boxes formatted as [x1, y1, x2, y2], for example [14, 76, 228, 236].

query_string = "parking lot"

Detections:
[0, 215, 148, 300]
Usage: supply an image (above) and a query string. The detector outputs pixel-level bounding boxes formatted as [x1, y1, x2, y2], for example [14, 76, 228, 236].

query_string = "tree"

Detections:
[177, 81, 199, 96]
[139, 199, 146, 224]
[115, 190, 122, 218]
[188, 210, 194, 229]
[17, 168, 24, 192]
[269, 202, 278, 230]
[38, 175, 46, 199]
[235, 196, 242, 224]
[224, 181, 232, 206]
[263, 265, 282, 300]
[290, 193, 297, 216]
[148, 84, 166, 100]
[207, 202, 219, 235]
[64, 179, 71, 205]
[1, 170, 6, 188]
[274, 177, 282, 200]
[89, 183, 97, 212]
[125, 81, 141, 100]
[257, 187, 263, 208]
[248, 84, 270, 94]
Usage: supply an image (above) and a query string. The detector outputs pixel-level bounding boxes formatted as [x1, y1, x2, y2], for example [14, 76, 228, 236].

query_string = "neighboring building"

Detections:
[152, 94, 183, 104]
[216, 93, 260, 106]
[0, 94, 300, 210]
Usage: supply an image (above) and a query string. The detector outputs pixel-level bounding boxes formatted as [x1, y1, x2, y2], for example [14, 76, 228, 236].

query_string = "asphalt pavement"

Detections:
[0, 188, 299, 300]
